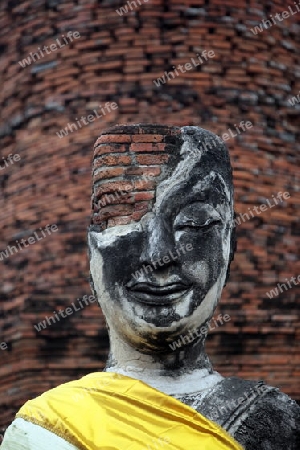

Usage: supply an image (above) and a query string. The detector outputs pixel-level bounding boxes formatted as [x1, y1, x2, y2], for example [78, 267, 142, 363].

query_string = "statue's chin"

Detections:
[109, 312, 209, 355]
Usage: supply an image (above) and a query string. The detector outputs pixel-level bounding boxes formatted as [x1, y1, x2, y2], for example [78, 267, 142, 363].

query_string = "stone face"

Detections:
[1, 0, 300, 439]
[89, 125, 234, 346]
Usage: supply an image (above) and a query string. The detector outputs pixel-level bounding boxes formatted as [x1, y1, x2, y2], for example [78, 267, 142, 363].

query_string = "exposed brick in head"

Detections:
[91, 124, 182, 229]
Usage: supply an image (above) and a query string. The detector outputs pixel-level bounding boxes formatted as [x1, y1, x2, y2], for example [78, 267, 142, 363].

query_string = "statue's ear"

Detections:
[87, 230, 98, 299]
[88, 272, 97, 298]
[224, 213, 237, 286]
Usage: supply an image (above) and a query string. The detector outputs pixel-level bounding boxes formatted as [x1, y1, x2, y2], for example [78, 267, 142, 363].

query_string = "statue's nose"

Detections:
[139, 215, 175, 265]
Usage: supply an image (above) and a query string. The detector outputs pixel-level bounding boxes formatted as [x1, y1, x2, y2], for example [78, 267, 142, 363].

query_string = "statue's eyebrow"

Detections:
[182, 190, 210, 207]
[185, 185, 227, 204]
[170, 188, 230, 225]
[158, 181, 228, 217]
[191, 174, 231, 204]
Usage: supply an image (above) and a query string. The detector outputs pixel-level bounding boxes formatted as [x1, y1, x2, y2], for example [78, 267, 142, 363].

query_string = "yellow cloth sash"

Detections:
[17, 372, 243, 450]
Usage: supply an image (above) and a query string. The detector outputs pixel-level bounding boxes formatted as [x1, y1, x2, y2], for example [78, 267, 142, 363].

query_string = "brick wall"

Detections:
[0, 0, 300, 435]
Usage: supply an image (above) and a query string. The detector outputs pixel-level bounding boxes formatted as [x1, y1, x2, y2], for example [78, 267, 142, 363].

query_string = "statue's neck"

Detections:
[104, 329, 222, 396]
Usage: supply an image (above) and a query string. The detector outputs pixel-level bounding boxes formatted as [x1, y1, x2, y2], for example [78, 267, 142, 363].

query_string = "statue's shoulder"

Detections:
[217, 377, 300, 450]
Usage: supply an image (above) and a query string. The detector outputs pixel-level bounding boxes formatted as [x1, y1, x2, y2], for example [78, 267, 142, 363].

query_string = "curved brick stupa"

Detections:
[1, 0, 300, 435]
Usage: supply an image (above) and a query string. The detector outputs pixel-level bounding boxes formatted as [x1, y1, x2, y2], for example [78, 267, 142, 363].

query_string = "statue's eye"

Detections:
[174, 218, 221, 231]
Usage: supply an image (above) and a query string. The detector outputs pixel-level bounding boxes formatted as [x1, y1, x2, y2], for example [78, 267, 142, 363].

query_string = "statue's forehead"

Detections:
[154, 160, 231, 212]
[91, 125, 232, 230]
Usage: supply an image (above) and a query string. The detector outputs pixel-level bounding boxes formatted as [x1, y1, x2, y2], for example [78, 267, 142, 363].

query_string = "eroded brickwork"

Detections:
[92, 124, 183, 227]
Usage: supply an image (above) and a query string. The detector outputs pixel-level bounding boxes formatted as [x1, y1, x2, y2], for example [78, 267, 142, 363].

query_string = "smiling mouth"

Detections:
[127, 282, 192, 305]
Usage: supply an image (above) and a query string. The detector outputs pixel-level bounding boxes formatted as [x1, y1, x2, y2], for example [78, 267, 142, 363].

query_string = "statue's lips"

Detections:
[127, 282, 191, 305]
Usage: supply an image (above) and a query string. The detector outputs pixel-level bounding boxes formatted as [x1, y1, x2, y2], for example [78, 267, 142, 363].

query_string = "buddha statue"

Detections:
[1, 124, 299, 450]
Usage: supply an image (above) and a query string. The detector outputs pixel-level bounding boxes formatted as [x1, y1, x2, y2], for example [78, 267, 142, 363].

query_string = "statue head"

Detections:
[88, 124, 235, 355]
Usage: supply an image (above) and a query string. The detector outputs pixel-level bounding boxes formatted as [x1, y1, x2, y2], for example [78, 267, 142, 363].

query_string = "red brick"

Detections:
[95, 181, 135, 197]
[132, 210, 149, 221]
[95, 193, 135, 208]
[131, 134, 164, 143]
[134, 201, 150, 212]
[130, 143, 166, 152]
[134, 191, 155, 201]
[134, 179, 156, 190]
[95, 135, 132, 144]
[93, 167, 124, 182]
[140, 166, 161, 177]
[124, 167, 145, 176]
[96, 204, 134, 221]
[93, 155, 132, 168]
[94, 144, 127, 156]
[136, 154, 169, 165]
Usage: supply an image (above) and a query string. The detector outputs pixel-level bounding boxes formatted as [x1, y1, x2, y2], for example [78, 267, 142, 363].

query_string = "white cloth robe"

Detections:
[1, 418, 78, 450]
